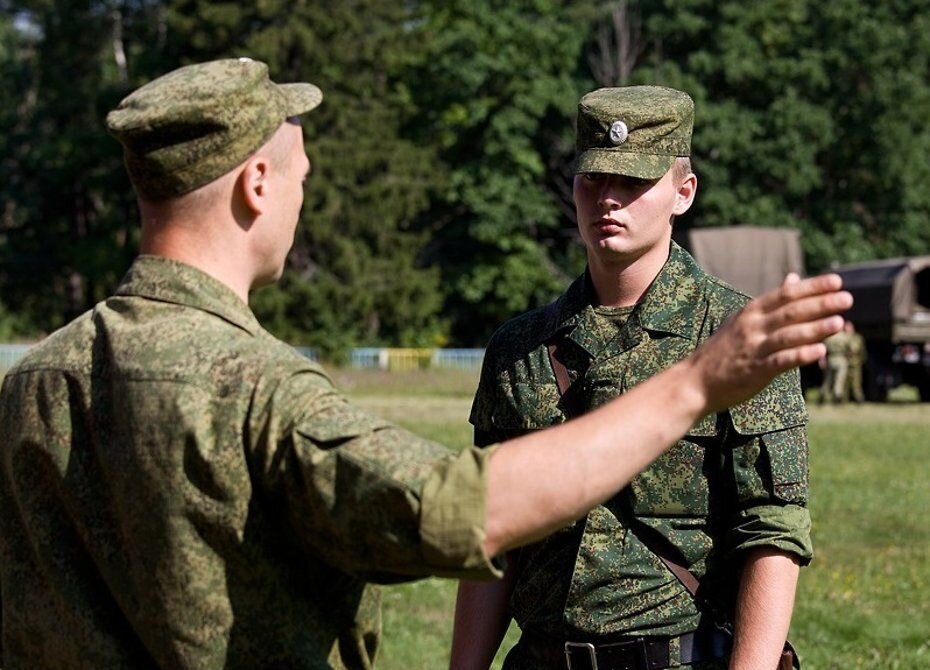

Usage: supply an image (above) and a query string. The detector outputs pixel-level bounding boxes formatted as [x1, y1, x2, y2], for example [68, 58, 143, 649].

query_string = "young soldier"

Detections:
[453, 87, 813, 670]
[0, 65, 846, 669]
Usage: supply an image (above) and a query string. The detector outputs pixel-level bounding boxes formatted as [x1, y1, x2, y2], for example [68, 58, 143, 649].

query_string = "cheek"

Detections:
[573, 181, 597, 218]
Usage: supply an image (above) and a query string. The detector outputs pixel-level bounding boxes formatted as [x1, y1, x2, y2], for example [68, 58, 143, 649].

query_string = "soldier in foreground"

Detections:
[454, 88, 816, 670]
[0, 60, 850, 669]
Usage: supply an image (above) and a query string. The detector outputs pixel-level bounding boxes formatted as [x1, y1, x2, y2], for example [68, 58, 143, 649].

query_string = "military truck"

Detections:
[675, 226, 930, 401]
[674, 226, 805, 297]
[829, 256, 930, 401]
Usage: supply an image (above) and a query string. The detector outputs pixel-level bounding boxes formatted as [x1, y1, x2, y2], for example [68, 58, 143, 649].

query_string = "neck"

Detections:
[587, 241, 671, 307]
[140, 222, 253, 304]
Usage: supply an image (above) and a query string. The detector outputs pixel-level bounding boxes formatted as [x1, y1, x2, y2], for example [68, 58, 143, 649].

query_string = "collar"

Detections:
[114, 255, 261, 336]
[547, 242, 707, 356]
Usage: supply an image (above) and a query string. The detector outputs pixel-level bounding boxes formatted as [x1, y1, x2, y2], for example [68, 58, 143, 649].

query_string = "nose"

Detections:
[597, 178, 621, 210]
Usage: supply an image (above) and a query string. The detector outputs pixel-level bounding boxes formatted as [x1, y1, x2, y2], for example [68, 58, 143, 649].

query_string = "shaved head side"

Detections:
[672, 156, 692, 184]
[263, 117, 303, 175]
[137, 172, 232, 226]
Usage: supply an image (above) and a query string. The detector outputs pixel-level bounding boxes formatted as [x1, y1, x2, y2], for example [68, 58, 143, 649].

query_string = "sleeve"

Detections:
[469, 340, 518, 448]
[721, 368, 814, 565]
[469, 349, 505, 448]
[248, 367, 502, 582]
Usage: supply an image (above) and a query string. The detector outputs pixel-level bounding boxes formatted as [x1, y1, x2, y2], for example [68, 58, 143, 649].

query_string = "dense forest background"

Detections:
[2, 0, 929, 354]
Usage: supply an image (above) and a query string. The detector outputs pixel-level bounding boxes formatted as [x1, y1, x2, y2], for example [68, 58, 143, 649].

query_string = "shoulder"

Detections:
[4, 310, 96, 378]
[482, 301, 557, 370]
[699, 273, 752, 325]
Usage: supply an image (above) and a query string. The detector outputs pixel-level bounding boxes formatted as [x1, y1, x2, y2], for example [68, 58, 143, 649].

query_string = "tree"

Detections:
[160, 0, 450, 357]
[0, 0, 166, 334]
[408, 0, 595, 345]
[632, 0, 930, 271]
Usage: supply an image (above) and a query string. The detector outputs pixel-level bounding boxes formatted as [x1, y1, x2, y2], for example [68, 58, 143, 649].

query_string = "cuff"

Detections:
[726, 504, 813, 565]
[419, 445, 504, 579]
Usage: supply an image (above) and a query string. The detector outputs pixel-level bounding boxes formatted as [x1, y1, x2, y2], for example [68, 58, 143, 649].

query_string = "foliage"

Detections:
[637, 0, 930, 271]
[408, 0, 591, 344]
[164, 0, 450, 357]
[2, 1, 930, 347]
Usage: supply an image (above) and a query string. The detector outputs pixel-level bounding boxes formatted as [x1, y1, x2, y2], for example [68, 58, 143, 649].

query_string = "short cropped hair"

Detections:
[672, 156, 693, 183]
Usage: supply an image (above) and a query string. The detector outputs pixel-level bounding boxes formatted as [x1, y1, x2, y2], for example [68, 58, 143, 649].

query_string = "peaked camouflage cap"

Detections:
[574, 86, 693, 179]
[106, 58, 322, 200]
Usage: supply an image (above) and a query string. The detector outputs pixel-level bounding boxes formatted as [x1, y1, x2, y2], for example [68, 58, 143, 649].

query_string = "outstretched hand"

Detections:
[691, 273, 853, 413]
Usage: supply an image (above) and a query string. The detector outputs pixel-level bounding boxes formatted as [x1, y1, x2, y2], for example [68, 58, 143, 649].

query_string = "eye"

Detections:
[583, 173, 606, 183]
[624, 176, 657, 190]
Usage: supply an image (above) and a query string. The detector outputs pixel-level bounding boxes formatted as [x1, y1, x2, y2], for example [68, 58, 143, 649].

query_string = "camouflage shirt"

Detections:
[0, 256, 497, 670]
[471, 243, 812, 646]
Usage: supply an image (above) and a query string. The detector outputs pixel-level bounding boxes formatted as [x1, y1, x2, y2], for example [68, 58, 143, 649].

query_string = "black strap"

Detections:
[545, 339, 703, 596]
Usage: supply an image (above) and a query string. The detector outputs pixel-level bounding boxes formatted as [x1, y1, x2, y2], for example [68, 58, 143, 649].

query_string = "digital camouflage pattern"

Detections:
[0, 256, 497, 670]
[106, 58, 322, 200]
[471, 243, 811, 668]
[574, 86, 693, 179]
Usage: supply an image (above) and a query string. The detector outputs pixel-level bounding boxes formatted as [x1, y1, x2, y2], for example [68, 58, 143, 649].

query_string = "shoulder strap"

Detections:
[546, 336, 702, 600]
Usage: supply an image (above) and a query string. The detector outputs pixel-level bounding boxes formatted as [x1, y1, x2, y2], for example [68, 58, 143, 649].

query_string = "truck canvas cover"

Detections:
[677, 226, 805, 297]
[832, 256, 930, 342]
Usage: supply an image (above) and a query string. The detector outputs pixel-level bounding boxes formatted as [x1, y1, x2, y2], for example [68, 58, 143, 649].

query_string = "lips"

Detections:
[594, 218, 626, 234]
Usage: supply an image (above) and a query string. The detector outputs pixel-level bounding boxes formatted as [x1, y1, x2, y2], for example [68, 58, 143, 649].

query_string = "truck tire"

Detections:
[918, 376, 930, 402]
[864, 370, 888, 403]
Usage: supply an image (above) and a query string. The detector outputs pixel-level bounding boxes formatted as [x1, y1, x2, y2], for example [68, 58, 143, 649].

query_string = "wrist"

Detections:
[664, 359, 713, 427]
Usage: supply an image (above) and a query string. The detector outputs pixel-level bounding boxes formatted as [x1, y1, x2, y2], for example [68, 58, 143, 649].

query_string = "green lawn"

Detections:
[338, 370, 930, 670]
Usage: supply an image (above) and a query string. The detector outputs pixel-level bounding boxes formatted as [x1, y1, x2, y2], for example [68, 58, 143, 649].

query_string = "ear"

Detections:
[672, 172, 698, 216]
[238, 154, 272, 216]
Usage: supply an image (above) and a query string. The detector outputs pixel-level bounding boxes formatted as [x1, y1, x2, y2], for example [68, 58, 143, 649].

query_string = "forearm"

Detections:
[729, 548, 800, 670]
[482, 273, 849, 557]
[449, 560, 518, 670]
[484, 360, 707, 555]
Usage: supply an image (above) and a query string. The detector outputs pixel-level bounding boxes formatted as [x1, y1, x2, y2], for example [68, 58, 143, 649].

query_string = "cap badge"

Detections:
[609, 120, 629, 145]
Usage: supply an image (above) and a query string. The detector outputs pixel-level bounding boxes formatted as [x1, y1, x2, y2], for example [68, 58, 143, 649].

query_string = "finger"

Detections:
[766, 342, 828, 372]
[763, 291, 853, 329]
[759, 315, 845, 357]
[754, 273, 844, 312]
[782, 272, 801, 286]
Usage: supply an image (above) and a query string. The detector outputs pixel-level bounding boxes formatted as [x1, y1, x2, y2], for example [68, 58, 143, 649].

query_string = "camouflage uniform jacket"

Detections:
[470, 242, 812, 643]
[0, 256, 497, 670]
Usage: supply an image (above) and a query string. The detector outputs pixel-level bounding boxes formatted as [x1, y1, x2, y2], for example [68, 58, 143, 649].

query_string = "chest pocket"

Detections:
[628, 412, 718, 518]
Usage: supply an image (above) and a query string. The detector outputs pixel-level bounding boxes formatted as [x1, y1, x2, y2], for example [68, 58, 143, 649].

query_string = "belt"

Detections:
[521, 629, 731, 670]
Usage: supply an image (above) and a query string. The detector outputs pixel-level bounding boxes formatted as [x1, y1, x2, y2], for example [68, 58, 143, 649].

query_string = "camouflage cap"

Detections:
[574, 86, 693, 179]
[106, 58, 322, 200]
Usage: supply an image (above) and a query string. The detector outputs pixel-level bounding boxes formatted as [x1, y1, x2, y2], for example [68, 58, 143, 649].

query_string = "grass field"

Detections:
[332, 369, 930, 670]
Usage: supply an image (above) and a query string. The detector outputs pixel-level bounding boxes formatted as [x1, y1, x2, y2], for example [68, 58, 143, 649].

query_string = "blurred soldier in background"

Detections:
[843, 321, 866, 403]
[820, 328, 849, 404]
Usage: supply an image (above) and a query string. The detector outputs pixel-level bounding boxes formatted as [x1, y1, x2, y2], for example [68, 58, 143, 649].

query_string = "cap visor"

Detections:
[574, 149, 674, 179]
[280, 82, 323, 116]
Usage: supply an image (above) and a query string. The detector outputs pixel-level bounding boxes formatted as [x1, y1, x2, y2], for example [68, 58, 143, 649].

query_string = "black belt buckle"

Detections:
[564, 641, 598, 670]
